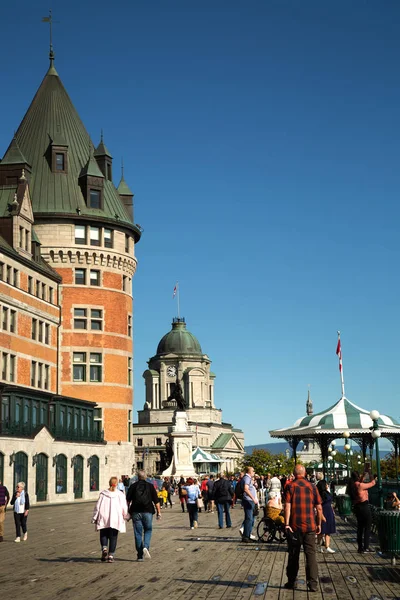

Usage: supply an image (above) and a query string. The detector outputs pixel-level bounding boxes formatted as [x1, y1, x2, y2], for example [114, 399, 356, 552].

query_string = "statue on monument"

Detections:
[167, 378, 187, 411]
[160, 438, 174, 471]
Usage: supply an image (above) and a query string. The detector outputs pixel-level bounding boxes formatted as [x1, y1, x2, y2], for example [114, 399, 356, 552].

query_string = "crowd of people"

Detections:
[0, 463, 387, 592]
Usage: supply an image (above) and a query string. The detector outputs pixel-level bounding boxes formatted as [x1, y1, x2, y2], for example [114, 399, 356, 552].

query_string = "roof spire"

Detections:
[306, 386, 313, 416]
[42, 10, 58, 75]
[121, 158, 124, 179]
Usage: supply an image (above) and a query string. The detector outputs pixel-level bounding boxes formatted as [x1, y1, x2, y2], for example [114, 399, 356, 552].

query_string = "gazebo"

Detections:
[269, 396, 400, 478]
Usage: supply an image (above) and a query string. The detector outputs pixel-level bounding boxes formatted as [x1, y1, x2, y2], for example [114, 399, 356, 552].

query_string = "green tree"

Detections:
[240, 449, 296, 476]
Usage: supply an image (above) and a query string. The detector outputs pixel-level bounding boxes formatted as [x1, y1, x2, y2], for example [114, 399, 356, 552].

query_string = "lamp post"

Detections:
[331, 449, 337, 480]
[370, 410, 383, 509]
[277, 460, 282, 476]
[343, 430, 351, 477]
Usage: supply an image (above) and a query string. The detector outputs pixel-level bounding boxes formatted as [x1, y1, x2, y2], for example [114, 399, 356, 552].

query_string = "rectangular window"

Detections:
[89, 353, 102, 382]
[2, 307, 8, 330]
[128, 314, 132, 337]
[37, 362, 43, 388]
[122, 275, 127, 292]
[31, 361, 36, 387]
[19, 227, 24, 248]
[90, 309, 102, 330]
[36, 280, 40, 297]
[28, 276, 33, 294]
[45, 324, 50, 345]
[128, 357, 132, 386]
[49, 287, 54, 304]
[0, 262, 4, 280]
[38, 321, 44, 343]
[13, 269, 18, 287]
[9, 355, 15, 382]
[89, 189, 101, 209]
[25, 231, 29, 252]
[90, 227, 100, 246]
[90, 270, 100, 286]
[73, 352, 86, 382]
[75, 269, 86, 285]
[42, 284, 47, 301]
[6, 266, 12, 284]
[56, 153, 65, 171]
[1, 353, 7, 380]
[75, 225, 86, 244]
[104, 228, 112, 248]
[156, 438, 162, 446]
[10, 310, 16, 333]
[125, 234, 130, 253]
[74, 308, 87, 329]
[137, 438, 143, 447]
[44, 365, 50, 390]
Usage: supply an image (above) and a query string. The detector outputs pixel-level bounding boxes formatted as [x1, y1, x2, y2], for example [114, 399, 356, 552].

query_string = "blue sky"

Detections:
[1, 1, 400, 445]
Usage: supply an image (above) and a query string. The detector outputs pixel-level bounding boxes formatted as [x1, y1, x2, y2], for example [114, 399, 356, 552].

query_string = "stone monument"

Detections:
[162, 378, 195, 477]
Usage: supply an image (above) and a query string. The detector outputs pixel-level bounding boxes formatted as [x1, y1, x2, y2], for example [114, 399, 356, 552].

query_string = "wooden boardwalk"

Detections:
[1, 500, 400, 599]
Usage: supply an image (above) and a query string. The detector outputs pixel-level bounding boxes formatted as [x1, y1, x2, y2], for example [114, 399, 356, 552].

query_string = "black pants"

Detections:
[100, 528, 119, 554]
[354, 501, 372, 551]
[167, 492, 173, 507]
[286, 530, 318, 590]
[14, 513, 27, 538]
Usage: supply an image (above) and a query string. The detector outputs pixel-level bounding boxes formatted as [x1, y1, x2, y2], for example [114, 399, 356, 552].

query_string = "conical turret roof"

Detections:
[1, 61, 139, 236]
[117, 175, 134, 196]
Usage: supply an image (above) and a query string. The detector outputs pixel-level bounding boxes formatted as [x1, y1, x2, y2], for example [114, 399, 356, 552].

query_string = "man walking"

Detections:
[214, 473, 234, 528]
[0, 480, 10, 542]
[283, 465, 322, 593]
[241, 466, 258, 542]
[127, 470, 161, 561]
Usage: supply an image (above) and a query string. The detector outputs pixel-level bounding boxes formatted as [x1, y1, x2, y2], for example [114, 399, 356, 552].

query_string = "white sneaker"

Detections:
[23, 532, 28, 541]
[250, 534, 257, 540]
[325, 547, 335, 553]
[15, 537, 20, 543]
[320, 547, 325, 553]
[143, 548, 151, 559]
[191, 527, 194, 530]
[239, 527, 244, 536]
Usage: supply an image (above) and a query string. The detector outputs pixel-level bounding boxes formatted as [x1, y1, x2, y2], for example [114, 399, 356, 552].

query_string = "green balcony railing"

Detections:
[0, 420, 104, 443]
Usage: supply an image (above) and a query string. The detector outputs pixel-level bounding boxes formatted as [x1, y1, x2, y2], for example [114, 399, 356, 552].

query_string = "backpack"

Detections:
[235, 477, 245, 500]
[130, 480, 152, 512]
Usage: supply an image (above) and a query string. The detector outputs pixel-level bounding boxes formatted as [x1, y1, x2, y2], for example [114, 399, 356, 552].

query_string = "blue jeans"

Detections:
[242, 498, 255, 538]
[217, 502, 232, 528]
[187, 502, 198, 527]
[132, 512, 153, 559]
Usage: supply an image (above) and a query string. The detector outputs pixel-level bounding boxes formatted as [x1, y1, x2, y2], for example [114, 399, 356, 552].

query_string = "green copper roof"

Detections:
[117, 176, 134, 196]
[1, 62, 139, 236]
[1, 137, 29, 165]
[94, 133, 112, 158]
[156, 319, 202, 356]
[80, 152, 104, 179]
[211, 433, 233, 450]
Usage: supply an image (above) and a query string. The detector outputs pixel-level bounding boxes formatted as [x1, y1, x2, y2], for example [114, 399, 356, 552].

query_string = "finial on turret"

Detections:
[306, 386, 313, 416]
[121, 158, 124, 179]
[20, 169, 26, 181]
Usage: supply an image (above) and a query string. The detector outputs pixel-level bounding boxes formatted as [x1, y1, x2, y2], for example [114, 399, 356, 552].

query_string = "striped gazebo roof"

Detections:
[270, 396, 400, 438]
[192, 446, 223, 463]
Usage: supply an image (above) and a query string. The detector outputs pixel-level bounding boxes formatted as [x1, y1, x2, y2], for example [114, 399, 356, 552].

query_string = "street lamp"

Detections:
[370, 409, 383, 509]
[343, 430, 351, 477]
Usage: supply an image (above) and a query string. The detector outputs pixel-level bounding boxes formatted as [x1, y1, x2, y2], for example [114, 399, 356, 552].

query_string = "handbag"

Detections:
[196, 497, 204, 509]
[253, 504, 260, 517]
[181, 488, 188, 496]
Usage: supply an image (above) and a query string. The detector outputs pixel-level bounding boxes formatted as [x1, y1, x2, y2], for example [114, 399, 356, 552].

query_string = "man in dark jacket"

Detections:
[0, 481, 10, 542]
[127, 470, 161, 561]
[213, 474, 234, 528]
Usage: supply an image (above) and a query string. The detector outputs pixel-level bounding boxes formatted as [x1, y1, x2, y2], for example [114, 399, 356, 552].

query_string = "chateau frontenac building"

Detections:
[132, 318, 245, 475]
[0, 50, 140, 502]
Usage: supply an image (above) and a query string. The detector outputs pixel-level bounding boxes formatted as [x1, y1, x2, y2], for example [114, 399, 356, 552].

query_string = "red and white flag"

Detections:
[172, 284, 177, 298]
[336, 339, 342, 372]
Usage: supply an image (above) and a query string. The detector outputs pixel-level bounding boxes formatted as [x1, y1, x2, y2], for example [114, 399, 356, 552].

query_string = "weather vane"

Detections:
[42, 9, 59, 63]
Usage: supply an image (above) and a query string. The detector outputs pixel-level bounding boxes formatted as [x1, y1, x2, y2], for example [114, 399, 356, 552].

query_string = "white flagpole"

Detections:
[337, 330, 345, 397]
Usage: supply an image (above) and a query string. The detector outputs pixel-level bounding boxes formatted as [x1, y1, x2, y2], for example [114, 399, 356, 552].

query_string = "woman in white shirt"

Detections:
[10, 482, 30, 542]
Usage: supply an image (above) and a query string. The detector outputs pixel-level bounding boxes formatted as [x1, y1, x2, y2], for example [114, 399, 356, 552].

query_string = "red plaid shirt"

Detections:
[284, 477, 322, 533]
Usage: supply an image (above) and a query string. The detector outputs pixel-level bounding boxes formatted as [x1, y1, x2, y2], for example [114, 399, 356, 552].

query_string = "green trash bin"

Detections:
[377, 510, 400, 562]
[336, 494, 352, 517]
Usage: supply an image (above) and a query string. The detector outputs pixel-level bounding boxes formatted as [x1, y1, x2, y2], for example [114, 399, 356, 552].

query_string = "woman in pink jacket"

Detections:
[92, 476, 128, 562]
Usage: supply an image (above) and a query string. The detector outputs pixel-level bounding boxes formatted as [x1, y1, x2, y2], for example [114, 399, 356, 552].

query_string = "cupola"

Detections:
[94, 131, 113, 181]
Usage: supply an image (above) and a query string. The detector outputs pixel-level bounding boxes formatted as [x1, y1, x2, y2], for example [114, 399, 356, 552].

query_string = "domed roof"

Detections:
[156, 319, 202, 356]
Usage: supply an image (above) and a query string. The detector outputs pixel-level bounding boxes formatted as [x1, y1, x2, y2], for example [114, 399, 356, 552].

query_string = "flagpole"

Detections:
[337, 330, 345, 398]
[177, 282, 180, 319]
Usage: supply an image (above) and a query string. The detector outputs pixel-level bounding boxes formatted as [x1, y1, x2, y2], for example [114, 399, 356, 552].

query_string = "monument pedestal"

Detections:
[162, 411, 195, 478]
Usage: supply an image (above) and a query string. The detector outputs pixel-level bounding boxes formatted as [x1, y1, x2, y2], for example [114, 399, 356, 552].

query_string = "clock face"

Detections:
[167, 366, 176, 377]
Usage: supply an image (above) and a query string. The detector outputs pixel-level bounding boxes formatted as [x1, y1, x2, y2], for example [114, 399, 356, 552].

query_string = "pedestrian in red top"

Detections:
[283, 465, 322, 593]
[347, 470, 377, 553]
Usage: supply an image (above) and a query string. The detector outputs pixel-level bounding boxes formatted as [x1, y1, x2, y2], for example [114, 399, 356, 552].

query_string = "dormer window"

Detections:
[89, 189, 101, 209]
[56, 153, 65, 171]
[51, 145, 68, 174]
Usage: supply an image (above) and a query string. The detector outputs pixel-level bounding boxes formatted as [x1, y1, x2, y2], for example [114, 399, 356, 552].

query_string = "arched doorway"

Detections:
[35, 453, 48, 502]
[13, 452, 28, 491]
[73, 455, 83, 499]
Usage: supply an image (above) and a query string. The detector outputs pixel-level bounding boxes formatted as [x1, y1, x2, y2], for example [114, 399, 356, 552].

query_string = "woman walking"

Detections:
[10, 482, 29, 542]
[347, 470, 377, 554]
[316, 480, 336, 553]
[92, 476, 129, 562]
[183, 477, 200, 529]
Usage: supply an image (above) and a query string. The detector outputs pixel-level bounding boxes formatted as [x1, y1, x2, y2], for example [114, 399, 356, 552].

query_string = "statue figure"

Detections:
[160, 438, 173, 472]
[167, 378, 187, 411]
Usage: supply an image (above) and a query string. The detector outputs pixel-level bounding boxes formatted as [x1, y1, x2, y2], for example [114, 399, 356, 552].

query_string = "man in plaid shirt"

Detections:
[283, 465, 322, 593]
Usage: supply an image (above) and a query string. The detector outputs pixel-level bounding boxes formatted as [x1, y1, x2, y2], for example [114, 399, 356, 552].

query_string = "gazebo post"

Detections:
[395, 438, 399, 485]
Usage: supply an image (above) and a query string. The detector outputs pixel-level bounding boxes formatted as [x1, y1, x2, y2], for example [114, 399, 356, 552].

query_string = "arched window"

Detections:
[14, 451, 28, 491]
[56, 454, 67, 494]
[0, 452, 4, 485]
[89, 455, 99, 491]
